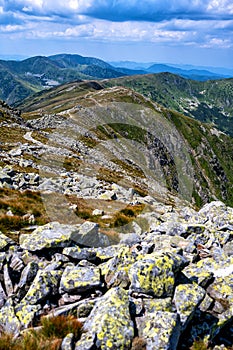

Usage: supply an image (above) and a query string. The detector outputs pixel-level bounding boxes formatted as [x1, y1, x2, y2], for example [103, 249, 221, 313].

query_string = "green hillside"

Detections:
[105, 73, 233, 136]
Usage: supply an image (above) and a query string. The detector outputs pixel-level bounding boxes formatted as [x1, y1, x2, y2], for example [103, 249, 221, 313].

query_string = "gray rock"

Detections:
[77, 287, 134, 350]
[62, 246, 96, 261]
[136, 311, 180, 350]
[19, 222, 81, 251]
[0, 282, 6, 308]
[119, 232, 141, 246]
[0, 298, 21, 335]
[61, 333, 74, 350]
[17, 261, 39, 289]
[3, 264, 14, 296]
[21, 270, 62, 305]
[70, 221, 110, 248]
[173, 283, 205, 329]
[59, 265, 101, 294]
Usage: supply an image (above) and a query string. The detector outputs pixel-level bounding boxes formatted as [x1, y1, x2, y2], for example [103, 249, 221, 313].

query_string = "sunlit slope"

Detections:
[16, 81, 233, 208]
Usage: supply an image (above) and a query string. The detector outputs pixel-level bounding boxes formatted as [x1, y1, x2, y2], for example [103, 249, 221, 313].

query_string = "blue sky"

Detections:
[0, 0, 233, 67]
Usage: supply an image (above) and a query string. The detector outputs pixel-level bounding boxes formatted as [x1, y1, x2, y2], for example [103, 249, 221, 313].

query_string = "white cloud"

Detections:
[0, 0, 233, 52]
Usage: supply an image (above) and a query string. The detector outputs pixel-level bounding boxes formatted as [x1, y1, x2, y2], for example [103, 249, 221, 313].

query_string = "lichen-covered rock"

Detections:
[129, 252, 186, 297]
[76, 299, 97, 318]
[19, 222, 80, 251]
[15, 303, 41, 328]
[182, 264, 214, 288]
[207, 275, 233, 338]
[196, 256, 233, 278]
[76, 287, 134, 350]
[0, 298, 21, 335]
[62, 246, 96, 261]
[130, 297, 173, 316]
[61, 333, 74, 350]
[136, 311, 180, 350]
[21, 270, 62, 305]
[173, 283, 205, 329]
[95, 245, 120, 261]
[0, 282, 6, 307]
[75, 332, 95, 350]
[105, 246, 143, 288]
[59, 265, 101, 294]
[0, 231, 14, 250]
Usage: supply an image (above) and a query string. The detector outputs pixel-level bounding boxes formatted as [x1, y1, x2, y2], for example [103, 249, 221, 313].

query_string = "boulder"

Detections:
[19, 222, 80, 251]
[70, 221, 110, 248]
[0, 299, 21, 335]
[173, 283, 205, 329]
[59, 265, 102, 294]
[76, 287, 134, 350]
[129, 252, 186, 297]
[21, 270, 62, 305]
[136, 311, 180, 350]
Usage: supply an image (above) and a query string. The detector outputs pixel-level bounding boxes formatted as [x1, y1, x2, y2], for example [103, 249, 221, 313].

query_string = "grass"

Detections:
[0, 188, 49, 237]
[0, 315, 83, 350]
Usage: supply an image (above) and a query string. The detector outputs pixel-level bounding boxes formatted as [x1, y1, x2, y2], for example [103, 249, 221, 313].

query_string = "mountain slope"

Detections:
[105, 73, 233, 136]
[16, 81, 233, 208]
[0, 55, 127, 105]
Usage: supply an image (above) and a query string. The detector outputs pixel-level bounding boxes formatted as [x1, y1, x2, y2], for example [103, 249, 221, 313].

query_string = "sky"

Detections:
[0, 0, 233, 68]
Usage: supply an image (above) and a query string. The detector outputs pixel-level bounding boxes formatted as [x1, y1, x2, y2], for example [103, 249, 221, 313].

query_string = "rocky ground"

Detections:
[1, 98, 233, 349]
[1, 199, 233, 349]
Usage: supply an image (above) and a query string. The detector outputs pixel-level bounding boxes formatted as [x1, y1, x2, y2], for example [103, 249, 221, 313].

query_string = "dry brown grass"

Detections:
[0, 188, 49, 236]
[0, 315, 83, 350]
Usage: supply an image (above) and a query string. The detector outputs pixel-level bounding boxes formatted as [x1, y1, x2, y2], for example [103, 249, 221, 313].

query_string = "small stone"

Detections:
[10, 254, 24, 272]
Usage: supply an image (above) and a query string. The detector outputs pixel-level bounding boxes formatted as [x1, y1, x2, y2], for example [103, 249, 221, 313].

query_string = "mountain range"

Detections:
[1, 53, 231, 106]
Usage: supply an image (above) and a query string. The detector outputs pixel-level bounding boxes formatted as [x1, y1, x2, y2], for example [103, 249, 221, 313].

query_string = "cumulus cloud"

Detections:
[0, 0, 233, 52]
[1, 0, 233, 22]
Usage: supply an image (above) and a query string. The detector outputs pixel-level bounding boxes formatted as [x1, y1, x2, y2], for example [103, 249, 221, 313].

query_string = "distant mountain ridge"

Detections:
[0, 54, 129, 104]
[109, 60, 233, 78]
[0, 53, 231, 105]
